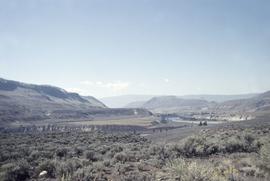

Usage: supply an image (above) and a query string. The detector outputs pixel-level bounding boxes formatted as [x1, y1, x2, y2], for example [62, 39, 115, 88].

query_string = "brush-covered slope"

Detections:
[0, 78, 151, 123]
[216, 91, 270, 113]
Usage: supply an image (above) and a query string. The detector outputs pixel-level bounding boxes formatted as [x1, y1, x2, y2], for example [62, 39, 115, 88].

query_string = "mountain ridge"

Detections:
[124, 93, 259, 108]
[0, 78, 151, 124]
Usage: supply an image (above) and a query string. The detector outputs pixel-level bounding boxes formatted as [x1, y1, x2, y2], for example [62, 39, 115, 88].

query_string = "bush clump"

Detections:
[258, 138, 270, 175]
[84, 151, 99, 162]
[167, 158, 217, 181]
[3, 160, 31, 181]
[37, 160, 57, 178]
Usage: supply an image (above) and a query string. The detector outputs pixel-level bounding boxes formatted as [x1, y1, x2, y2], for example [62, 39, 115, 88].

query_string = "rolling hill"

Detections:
[0, 78, 151, 123]
[215, 91, 270, 113]
[140, 96, 215, 113]
[135, 91, 270, 120]
[125, 94, 258, 108]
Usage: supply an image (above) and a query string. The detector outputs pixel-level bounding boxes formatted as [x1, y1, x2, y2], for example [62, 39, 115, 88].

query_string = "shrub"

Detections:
[56, 161, 75, 180]
[259, 141, 270, 173]
[110, 145, 123, 154]
[85, 151, 98, 162]
[179, 136, 207, 157]
[55, 148, 68, 158]
[3, 160, 31, 181]
[215, 159, 242, 181]
[103, 159, 111, 167]
[97, 145, 110, 155]
[120, 170, 154, 181]
[37, 160, 57, 178]
[137, 161, 151, 172]
[167, 158, 224, 181]
[177, 131, 261, 157]
[92, 161, 105, 172]
[28, 150, 41, 161]
[224, 133, 260, 153]
[72, 166, 95, 180]
[114, 152, 128, 163]
[148, 145, 171, 161]
[224, 137, 244, 153]
[74, 147, 84, 157]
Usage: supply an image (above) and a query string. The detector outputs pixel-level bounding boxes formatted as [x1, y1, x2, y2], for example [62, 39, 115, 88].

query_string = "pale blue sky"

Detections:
[0, 0, 270, 98]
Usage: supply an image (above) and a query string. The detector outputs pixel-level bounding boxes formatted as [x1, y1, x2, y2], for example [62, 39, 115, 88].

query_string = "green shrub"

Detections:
[259, 141, 270, 173]
[120, 170, 154, 181]
[85, 151, 98, 162]
[177, 131, 261, 157]
[110, 145, 123, 154]
[74, 147, 84, 157]
[179, 136, 207, 157]
[167, 158, 225, 181]
[224, 137, 245, 153]
[3, 160, 30, 181]
[28, 150, 41, 161]
[55, 148, 68, 158]
[72, 166, 95, 180]
[37, 160, 57, 178]
[103, 159, 111, 167]
[114, 152, 128, 163]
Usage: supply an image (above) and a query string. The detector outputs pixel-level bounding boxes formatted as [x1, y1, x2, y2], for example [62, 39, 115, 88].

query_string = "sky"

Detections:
[0, 0, 270, 98]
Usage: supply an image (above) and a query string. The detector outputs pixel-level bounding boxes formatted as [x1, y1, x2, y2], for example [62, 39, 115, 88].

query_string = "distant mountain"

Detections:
[180, 94, 258, 102]
[216, 91, 270, 113]
[140, 96, 215, 113]
[100, 95, 154, 108]
[136, 91, 270, 120]
[124, 94, 258, 108]
[0, 78, 151, 123]
[258, 91, 270, 99]
[125, 101, 147, 108]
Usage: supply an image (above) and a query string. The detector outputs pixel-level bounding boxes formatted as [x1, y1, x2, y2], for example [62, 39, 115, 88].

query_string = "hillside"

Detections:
[141, 96, 215, 113]
[83, 96, 107, 108]
[124, 94, 258, 108]
[125, 101, 147, 108]
[216, 91, 270, 114]
[0, 78, 151, 123]
[180, 93, 258, 102]
[124, 92, 269, 114]
[122, 92, 270, 121]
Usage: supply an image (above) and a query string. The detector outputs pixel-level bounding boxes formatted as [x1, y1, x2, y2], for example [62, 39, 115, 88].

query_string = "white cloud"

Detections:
[80, 80, 130, 92]
[105, 82, 130, 91]
[79, 80, 93, 85]
[163, 78, 169, 83]
[96, 81, 103, 85]
[66, 88, 89, 96]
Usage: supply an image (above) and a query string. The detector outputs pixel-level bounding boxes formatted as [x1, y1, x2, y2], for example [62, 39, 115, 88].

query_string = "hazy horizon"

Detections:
[1, 0, 270, 98]
[0, 76, 264, 99]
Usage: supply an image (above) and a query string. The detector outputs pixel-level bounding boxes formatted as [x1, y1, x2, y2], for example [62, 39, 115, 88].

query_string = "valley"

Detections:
[1, 0, 269, 180]
[0, 78, 270, 181]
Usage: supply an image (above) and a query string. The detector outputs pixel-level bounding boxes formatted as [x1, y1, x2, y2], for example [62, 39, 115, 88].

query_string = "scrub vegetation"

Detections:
[0, 125, 270, 181]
